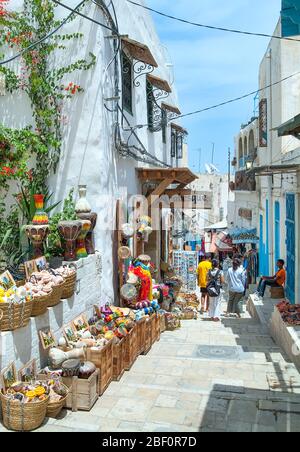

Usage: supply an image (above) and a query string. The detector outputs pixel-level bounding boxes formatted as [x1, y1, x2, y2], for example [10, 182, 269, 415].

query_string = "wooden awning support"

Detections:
[147, 75, 172, 93]
[161, 103, 181, 115]
[137, 168, 198, 207]
[147, 178, 174, 206]
[137, 168, 197, 185]
[164, 189, 192, 196]
[171, 123, 188, 135]
[122, 37, 158, 67]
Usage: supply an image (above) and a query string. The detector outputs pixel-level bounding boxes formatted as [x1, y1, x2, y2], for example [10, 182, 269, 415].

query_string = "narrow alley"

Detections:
[29, 302, 300, 433]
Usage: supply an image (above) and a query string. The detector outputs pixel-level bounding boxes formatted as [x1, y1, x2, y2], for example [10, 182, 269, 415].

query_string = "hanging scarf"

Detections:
[130, 262, 153, 301]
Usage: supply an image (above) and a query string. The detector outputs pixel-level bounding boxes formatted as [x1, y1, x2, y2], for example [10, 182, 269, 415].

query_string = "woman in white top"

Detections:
[207, 259, 225, 322]
[226, 258, 247, 318]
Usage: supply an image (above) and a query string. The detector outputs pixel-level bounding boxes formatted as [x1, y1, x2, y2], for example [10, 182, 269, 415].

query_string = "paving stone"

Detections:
[3, 299, 299, 433]
[228, 400, 259, 423]
[226, 421, 253, 432]
[259, 400, 300, 413]
[108, 398, 154, 422]
[148, 407, 186, 425]
[155, 395, 178, 408]
[117, 422, 144, 432]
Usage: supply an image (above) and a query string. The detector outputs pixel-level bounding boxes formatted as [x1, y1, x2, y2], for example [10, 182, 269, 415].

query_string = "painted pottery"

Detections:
[32, 194, 49, 225]
[25, 225, 49, 258]
[58, 221, 82, 261]
[75, 185, 91, 214]
[77, 212, 97, 254]
[121, 223, 134, 240]
[76, 220, 91, 259]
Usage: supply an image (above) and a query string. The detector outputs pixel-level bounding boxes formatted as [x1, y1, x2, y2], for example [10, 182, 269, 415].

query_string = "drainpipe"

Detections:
[267, 48, 274, 273]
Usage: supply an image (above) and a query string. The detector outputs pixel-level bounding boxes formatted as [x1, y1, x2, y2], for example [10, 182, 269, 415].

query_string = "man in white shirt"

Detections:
[226, 258, 247, 318]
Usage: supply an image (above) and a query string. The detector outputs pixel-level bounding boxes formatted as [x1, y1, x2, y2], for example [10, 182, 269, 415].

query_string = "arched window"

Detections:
[238, 137, 243, 168]
[249, 129, 255, 158]
[244, 136, 248, 158]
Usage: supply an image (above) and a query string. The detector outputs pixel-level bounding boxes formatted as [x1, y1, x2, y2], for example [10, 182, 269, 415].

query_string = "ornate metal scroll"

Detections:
[148, 87, 170, 132]
[133, 61, 155, 88]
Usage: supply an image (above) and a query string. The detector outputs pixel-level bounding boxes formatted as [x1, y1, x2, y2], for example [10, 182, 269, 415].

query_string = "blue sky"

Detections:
[147, 0, 282, 172]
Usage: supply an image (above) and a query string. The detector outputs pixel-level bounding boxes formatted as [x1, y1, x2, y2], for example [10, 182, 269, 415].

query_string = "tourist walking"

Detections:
[197, 254, 212, 314]
[226, 258, 247, 318]
[207, 259, 225, 322]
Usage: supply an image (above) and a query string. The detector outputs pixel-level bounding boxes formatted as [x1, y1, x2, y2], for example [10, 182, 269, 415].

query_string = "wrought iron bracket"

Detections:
[148, 88, 170, 132]
[133, 61, 155, 87]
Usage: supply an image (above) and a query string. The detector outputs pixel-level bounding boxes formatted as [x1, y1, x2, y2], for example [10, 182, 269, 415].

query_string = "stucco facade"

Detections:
[1, 0, 187, 299]
[229, 18, 300, 304]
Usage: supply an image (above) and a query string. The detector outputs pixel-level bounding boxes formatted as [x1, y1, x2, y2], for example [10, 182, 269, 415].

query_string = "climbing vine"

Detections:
[0, 0, 96, 265]
[0, 0, 96, 190]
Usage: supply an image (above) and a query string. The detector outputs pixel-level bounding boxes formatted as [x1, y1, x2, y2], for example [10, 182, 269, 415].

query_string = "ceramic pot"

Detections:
[77, 212, 97, 254]
[75, 185, 91, 214]
[76, 220, 91, 259]
[58, 221, 82, 261]
[32, 194, 49, 225]
[25, 225, 49, 258]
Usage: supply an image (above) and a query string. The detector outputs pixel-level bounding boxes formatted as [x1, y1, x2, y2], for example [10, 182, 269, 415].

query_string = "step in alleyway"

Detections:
[3, 304, 300, 433]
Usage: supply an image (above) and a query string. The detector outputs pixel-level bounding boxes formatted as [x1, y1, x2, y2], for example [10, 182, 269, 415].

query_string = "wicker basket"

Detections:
[61, 273, 77, 299]
[31, 291, 52, 317]
[47, 282, 64, 308]
[0, 392, 49, 431]
[16, 280, 26, 288]
[46, 386, 69, 418]
[181, 310, 196, 320]
[0, 300, 33, 332]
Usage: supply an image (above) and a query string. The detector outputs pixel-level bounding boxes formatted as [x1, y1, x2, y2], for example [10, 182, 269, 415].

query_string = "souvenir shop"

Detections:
[228, 228, 260, 286]
[0, 177, 199, 431]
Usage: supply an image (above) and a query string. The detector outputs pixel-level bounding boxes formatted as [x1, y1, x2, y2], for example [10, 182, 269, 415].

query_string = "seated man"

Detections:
[256, 259, 286, 298]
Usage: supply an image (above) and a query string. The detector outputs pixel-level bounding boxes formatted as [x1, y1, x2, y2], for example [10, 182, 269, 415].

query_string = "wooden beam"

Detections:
[164, 189, 193, 196]
[147, 178, 174, 206]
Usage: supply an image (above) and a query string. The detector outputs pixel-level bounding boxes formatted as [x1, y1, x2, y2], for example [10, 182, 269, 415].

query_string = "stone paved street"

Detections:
[2, 303, 300, 433]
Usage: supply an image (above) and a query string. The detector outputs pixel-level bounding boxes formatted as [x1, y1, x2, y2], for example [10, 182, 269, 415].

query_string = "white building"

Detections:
[228, 118, 260, 231]
[1, 0, 190, 299]
[229, 1, 300, 303]
[190, 173, 232, 231]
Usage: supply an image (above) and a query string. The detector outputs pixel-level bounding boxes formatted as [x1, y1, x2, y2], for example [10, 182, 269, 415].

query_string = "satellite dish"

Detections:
[205, 163, 220, 175]
[205, 164, 212, 174]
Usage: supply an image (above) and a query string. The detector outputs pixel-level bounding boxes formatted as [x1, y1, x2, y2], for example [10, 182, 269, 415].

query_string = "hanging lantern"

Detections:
[0, 73, 6, 96]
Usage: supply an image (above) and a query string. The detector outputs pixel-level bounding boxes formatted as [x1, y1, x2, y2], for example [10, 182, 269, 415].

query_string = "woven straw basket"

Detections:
[46, 385, 69, 418]
[0, 392, 49, 431]
[0, 300, 33, 332]
[47, 282, 64, 308]
[61, 273, 77, 299]
[31, 291, 52, 317]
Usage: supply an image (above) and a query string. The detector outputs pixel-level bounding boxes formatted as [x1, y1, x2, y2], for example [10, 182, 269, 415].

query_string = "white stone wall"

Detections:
[0, 253, 102, 371]
[227, 192, 259, 231]
[1, 0, 185, 300]
[190, 174, 233, 228]
[257, 20, 300, 286]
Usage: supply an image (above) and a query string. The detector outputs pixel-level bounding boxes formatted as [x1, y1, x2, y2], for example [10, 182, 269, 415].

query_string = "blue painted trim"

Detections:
[275, 201, 281, 265]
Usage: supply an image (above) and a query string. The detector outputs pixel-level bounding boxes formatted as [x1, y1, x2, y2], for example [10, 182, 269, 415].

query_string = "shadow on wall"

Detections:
[1, 93, 33, 129]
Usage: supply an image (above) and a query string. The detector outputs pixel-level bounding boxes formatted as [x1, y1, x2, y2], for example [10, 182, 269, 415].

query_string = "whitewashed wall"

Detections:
[0, 254, 102, 371]
[1, 0, 183, 300]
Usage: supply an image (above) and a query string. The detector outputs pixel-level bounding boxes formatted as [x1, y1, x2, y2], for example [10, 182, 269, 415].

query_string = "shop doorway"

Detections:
[274, 201, 281, 265]
[286, 194, 296, 304]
